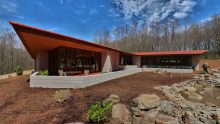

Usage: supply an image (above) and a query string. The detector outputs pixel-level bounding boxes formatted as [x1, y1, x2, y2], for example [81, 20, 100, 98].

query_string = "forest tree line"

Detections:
[0, 27, 34, 75]
[94, 14, 220, 58]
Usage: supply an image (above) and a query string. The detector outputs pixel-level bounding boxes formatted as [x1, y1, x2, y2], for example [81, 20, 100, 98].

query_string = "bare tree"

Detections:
[0, 25, 34, 75]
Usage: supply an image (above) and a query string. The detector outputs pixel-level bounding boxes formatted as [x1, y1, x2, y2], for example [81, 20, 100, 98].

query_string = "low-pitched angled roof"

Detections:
[9, 21, 134, 58]
[133, 50, 208, 56]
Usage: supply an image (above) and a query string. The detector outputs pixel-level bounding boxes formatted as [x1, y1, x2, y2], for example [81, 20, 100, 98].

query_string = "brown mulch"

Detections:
[0, 72, 192, 124]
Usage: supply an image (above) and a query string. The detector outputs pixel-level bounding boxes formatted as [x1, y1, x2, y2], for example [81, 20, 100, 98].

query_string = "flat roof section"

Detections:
[133, 50, 208, 56]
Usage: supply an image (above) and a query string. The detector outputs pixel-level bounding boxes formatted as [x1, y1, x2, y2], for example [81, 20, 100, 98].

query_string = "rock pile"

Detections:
[108, 68, 220, 124]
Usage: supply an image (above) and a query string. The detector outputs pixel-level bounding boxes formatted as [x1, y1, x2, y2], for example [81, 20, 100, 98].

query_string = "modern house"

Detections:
[10, 21, 208, 88]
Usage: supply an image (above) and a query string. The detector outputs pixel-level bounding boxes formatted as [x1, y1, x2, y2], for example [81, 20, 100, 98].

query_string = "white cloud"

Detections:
[200, 17, 212, 23]
[173, 12, 188, 18]
[112, 0, 197, 23]
[0, 0, 17, 13]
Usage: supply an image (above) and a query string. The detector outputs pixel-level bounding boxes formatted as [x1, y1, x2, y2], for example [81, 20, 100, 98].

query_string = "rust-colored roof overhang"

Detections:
[9, 21, 134, 59]
[133, 50, 208, 56]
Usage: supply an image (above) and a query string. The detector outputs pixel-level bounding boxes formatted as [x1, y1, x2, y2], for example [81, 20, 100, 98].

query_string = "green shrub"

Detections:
[199, 70, 208, 74]
[15, 65, 23, 76]
[39, 70, 48, 76]
[88, 101, 112, 123]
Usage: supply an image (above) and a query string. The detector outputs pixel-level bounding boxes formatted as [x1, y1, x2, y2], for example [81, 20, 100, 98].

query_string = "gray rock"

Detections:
[132, 94, 160, 110]
[183, 111, 203, 124]
[162, 89, 184, 102]
[103, 94, 120, 105]
[204, 119, 217, 124]
[131, 108, 159, 124]
[112, 103, 132, 123]
[130, 107, 141, 116]
[178, 100, 201, 111]
[205, 101, 217, 107]
[155, 114, 179, 124]
[144, 109, 159, 117]
[211, 112, 220, 123]
[188, 92, 203, 101]
[184, 86, 197, 92]
[213, 73, 220, 78]
[193, 75, 200, 79]
[159, 100, 175, 115]
[132, 117, 142, 124]
[171, 83, 183, 92]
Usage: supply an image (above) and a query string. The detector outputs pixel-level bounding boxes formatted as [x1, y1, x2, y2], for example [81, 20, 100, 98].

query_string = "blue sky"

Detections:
[0, 0, 220, 41]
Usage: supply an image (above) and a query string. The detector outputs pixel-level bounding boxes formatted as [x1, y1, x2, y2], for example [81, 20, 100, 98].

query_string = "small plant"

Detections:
[15, 65, 23, 76]
[88, 101, 112, 123]
[54, 89, 72, 103]
[39, 70, 48, 76]
[199, 70, 208, 74]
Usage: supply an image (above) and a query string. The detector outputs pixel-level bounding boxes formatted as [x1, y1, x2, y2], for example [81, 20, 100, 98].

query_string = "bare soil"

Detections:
[200, 59, 220, 69]
[0, 72, 192, 124]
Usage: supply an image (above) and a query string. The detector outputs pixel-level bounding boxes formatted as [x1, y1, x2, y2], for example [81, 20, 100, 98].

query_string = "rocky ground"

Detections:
[104, 68, 220, 124]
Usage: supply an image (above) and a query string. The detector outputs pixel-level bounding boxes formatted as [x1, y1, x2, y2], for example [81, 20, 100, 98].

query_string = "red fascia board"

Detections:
[9, 21, 135, 56]
[134, 50, 208, 56]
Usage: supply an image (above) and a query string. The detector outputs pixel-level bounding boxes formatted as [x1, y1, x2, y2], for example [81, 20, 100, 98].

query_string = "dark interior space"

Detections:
[49, 46, 101, 75]
[141, 55, 192, 68]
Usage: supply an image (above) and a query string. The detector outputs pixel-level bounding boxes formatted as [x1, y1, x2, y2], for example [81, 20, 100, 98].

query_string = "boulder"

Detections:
[112, 103, 131, 123]
[184, 86, 197, 92]
[132, 94, 160, 110]
[54, 89, 72, 103]
[132, 117, 142, 124]
[177, 100, 201, 111]
[183, 111, 203, 124]
[213, 73, 220, 78]
[192, 75, 200, 79]
[130, 107, 141, 116]
[141, 109, 159, 122]
[163, 90, 184, 102]
[171, 83, 183, 92]
[204, 119, 217, 124]
[155, 114, 179, 124]
[159, 100, 175, 115]
[132, 109, 159, 124]
[103, 94, 120, 105]
[188, 92, 203, 101]
[212, 112, 220, 123]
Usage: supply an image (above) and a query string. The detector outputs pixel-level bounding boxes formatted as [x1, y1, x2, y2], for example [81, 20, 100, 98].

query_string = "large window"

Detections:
[141, 55, 192, 68]
[49, 47, 101, 75]
[119, 54, 132, 65]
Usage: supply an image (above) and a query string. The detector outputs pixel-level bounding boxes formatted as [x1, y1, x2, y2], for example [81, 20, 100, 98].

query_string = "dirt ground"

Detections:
[0, 72, 192, 124]
[200, 59, 220, 69]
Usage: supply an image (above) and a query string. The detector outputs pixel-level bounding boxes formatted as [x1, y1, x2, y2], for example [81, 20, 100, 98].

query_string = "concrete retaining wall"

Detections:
[142, 68, 193, 73]
[30, 68, 142, 88]
[118, 65, 138, 70]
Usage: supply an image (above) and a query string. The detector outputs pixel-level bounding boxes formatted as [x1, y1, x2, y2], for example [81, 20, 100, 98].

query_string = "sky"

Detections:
[0, 0, 220, 41]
